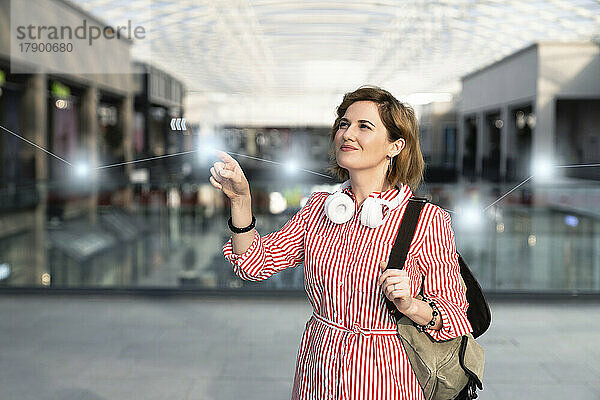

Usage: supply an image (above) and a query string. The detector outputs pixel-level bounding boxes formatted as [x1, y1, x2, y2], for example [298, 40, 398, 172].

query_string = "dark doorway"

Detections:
[484, 112, 502, 182]
[555, 99, 600, 181]
[507, 105, 533, 182]
[463, 116, 477, 180]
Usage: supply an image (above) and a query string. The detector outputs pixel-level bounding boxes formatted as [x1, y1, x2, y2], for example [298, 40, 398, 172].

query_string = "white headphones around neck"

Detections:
[324, 180, 402, 228]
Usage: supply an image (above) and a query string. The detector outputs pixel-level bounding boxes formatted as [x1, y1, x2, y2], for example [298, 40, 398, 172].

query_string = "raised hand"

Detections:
[209, 150, 251, 201]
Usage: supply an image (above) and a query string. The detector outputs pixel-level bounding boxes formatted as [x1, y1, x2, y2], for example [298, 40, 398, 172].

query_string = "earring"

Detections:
[387, 156, 394, 175]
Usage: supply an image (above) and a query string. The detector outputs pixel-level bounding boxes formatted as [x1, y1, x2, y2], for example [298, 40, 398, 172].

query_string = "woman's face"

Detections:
[334, 100, 403, 175]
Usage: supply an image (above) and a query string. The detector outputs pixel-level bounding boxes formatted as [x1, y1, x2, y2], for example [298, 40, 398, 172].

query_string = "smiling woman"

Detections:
[326, 86, 425, 199]
[218, 85, 474, 400]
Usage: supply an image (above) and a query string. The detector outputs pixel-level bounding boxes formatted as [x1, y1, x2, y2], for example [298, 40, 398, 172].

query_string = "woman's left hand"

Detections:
[378, 260, 414, 314]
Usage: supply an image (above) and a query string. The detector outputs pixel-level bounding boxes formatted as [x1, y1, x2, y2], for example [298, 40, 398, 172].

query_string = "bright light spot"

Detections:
[516, 111, 526, 129]
[564, 215, 579, 227]
[197, 134, 224, 160]
[526, 114, 536, 129]
[41, 273, 51, 286]
[269, 192, 287, 214]
[456, 203, 484, 231]
[74, 162, 90, 178]
[528, 235, 537, 247]
[532, 158, 553, 182]
[0, 263, 10, 281]
[198, 143, 216, 158]
[167, 187, 181, 208]
[130, 168, 149, 184]
[286, 161, 298, 174]
[55, 99, 68, 109]
[496, 223, 504, 233]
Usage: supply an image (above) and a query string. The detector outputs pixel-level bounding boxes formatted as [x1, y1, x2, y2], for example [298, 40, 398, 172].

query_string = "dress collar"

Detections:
[341, 183, 413, 209]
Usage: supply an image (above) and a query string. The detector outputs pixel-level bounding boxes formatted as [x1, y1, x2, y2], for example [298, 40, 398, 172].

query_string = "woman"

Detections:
[210, 86, 473, 400]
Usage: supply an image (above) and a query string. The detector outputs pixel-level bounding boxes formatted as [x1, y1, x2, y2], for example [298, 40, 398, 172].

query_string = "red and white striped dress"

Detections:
[222, 184, 473, 400]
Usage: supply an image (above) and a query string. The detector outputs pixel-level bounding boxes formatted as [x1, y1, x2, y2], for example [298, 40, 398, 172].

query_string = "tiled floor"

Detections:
[1, 295, 599, 400]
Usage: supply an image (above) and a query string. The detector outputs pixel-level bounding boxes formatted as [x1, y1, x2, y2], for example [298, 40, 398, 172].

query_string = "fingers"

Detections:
[210, 166, 223, 183]
[378, 260, 412, 307]
[384, 283, 410, 301]
[214, 161, 226, 171]
[209, 176, 222, 190]
[213, 162, 229, 176]
[211, 166, 233, 184]
[216, 150, 238, 168]
[386, 286, 410, 300]
[378, 264, 410, 302]
[214, 158, 239, 180]
[377, 267, 407, 286]
[383, 278, 409, 290]
[382, 276, 406, 286]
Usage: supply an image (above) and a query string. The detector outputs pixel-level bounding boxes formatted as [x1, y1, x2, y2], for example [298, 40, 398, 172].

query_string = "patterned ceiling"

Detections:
[71, 0, 600, 124]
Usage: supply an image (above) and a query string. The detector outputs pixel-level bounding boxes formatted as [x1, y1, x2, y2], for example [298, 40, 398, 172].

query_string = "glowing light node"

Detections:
[532, 158, 554, 182]
[286, 161, 298, 174]
[74, 162, 90, 178]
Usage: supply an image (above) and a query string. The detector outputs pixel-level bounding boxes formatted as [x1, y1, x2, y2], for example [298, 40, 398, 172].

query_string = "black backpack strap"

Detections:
[384, 196, 428, 322]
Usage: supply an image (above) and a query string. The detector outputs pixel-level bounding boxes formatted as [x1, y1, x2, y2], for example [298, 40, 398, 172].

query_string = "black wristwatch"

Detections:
[228, 215, 256, 233]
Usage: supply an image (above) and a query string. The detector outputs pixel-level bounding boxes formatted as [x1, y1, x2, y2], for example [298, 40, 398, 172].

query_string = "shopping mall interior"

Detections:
[0, 0, 599, 399]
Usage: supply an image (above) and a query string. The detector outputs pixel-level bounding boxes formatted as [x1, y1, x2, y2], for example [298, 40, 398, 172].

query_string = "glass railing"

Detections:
[0, 180, 599, 293]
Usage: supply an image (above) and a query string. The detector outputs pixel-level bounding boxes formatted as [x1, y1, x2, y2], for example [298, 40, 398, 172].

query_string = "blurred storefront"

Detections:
[458, 42, 600, 183]
[131, 62, 186, 212]
[0, 0, 136, 287]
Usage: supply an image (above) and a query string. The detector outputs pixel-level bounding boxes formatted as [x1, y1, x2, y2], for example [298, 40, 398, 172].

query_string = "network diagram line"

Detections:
[0, 124, 72, 166]
[481, 163, 600, 213]
[3, 123, 599, 217]
[94, 149, 200, 169]
[225, 150, 333, 179]
[482, 175, 534, 213]
[556, 163, 600, 168]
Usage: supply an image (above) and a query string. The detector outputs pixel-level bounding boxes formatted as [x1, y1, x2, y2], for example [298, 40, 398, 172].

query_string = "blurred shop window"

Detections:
[463, 116, 477, 179]
[98, 100, 125, 192]
[443, 125, 457, 167]
[483, 112, 502, 182]
[98, 103, 121, 151]
[48, 81, 85, 214]
[0, 71, 37, 211]
[507, 106, 533, 182]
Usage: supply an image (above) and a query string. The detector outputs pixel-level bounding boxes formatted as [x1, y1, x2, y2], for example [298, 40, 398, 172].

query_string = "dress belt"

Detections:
[311, 312, 397, 336]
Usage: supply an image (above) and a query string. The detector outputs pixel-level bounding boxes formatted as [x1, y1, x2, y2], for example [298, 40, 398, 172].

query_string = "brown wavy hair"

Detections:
[326, 85, 425, 191]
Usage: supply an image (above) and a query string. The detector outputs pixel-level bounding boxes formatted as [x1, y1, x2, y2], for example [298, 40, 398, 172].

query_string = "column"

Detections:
[457, 112, 465, 178]
[476, 111, 485, 177]
[499, 105, 510, 182]
[82, 86, 98, 225]
[245, 128, 257, 157]
[534, 93, 555, 168]
[23, 74, 48, 284]
[121, 94, 134, 209]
